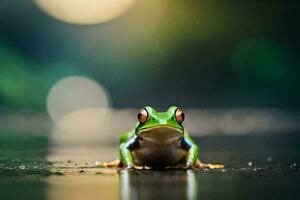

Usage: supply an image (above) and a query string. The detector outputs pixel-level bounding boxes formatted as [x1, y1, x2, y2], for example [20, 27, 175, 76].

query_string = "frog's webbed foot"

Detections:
[194, 160, 224, 169]
[95, 158, 121, 168]
[133, 165, 151, 170]
[98, 160, 151, 170]
[119, 165, 151, 170]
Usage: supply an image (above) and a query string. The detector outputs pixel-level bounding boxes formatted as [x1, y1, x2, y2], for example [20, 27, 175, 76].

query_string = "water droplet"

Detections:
[290, 163, 297, 168]
[267, 157, 272, 162]
[19, 165, 25, 170]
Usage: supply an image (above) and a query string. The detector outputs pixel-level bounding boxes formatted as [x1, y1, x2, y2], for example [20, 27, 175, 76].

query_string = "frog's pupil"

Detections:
[138, 113, 142, 120]
[181, 112, 185, 121]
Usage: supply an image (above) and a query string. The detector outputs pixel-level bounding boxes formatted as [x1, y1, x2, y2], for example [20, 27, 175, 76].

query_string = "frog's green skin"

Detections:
[119, 106, 198, 169]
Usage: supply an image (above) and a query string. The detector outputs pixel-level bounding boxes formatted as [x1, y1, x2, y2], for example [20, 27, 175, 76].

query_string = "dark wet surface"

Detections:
[0, 133, 300, 200]
[120, 168, 300, 200]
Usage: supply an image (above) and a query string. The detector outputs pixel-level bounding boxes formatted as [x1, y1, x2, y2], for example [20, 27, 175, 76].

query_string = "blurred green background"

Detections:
[0, 1, 300, 200]
[0, 0, 299, 111]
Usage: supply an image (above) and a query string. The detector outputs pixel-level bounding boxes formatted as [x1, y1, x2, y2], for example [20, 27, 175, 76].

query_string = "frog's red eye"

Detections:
[138, 108, 148, 124]
[175, 108, 185, 124]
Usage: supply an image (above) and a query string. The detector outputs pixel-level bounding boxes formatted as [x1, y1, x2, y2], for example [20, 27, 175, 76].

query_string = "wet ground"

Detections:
[0, 132, 300, 200]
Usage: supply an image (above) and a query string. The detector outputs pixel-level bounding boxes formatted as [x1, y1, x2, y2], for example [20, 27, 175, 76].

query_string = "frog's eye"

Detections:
[138, 108, 148, 124]
[175, 108, 185, 124]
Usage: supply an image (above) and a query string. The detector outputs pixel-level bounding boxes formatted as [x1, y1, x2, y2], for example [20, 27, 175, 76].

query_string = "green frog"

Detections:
[98, 106, 224, 169]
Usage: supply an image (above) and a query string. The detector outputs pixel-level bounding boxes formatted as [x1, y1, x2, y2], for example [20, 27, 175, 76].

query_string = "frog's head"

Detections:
[135, 106, 185, 142]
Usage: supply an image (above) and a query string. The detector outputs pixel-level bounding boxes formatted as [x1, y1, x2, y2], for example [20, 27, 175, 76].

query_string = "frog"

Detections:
[98, 106, 224, 169]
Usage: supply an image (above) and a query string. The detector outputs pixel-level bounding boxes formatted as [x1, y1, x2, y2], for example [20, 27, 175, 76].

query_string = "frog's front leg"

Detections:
[182, 132, 198, 168]
[96, 131, 136, 169]
[119, 135, 138, 169]
[183, 132, 224, 169]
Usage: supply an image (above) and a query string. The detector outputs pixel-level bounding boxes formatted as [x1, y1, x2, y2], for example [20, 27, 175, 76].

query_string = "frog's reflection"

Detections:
[119, 170, 198, 200]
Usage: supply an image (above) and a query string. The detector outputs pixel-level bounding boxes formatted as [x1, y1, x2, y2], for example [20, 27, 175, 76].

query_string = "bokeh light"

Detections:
[34, 0, 137, 25]
[47, 76, 111, 133]
[0, 45, 48, 109]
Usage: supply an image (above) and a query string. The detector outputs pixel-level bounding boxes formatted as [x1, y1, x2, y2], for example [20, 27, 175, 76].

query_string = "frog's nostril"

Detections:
[160, 120, 169, 126]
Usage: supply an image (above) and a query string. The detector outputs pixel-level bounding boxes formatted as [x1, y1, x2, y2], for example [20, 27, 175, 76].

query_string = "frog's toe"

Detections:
[95, 159, 120, 168]
[132, 165, 151, 170]
[133, 165, 143, 170]
[192, 160, 224, 169]
[95, 161, 108, 168]
[184, 163, 194, 169]
[211, 164, 224, 169]
[120, 163, 135, 170]
[200, 163, 224, 169]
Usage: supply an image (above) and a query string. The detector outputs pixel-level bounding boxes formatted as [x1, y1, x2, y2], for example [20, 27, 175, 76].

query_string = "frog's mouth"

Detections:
[138, 126, 183, 143]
